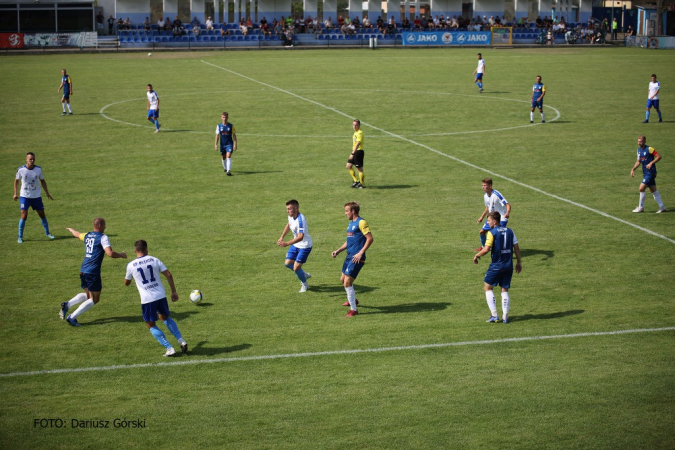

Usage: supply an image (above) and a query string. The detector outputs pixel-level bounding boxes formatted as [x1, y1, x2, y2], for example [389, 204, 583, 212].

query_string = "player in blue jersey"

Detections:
[125, 240, 187, 357]
[331, 202, 373, 317]
[147, 84, 161, 133]
[214, 112, 238, 176]
[644, 74, 662, 123]
[57, 69, 73, 115]
[472, 53, 485, 93]
[278, 200, 313, 292]
[59, 218, 127, 326]
[476, 178, 510, 251]
[630, 135, 666, 213]
[13, 152, 55, 243]
[473, 212, 522, 324]
[530, 75, 546, 123]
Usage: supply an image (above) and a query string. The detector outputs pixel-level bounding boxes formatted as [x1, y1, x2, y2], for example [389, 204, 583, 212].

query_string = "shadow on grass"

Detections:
[367, 185, 416, 190]
[309, 284, 378, 297]
[86, 310, 199, 325]
[232, 171, 283, 176]
[511, 309, 585, 322]
[189, 341, 252, 356]
[521, 249, 554, 260]
[359, 302, 451, 315]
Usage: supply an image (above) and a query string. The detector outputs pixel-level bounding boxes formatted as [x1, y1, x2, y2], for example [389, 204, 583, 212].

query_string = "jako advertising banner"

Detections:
[402, 31, 491, 46]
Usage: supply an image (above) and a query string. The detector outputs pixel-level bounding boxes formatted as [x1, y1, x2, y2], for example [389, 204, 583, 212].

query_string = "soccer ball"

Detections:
[190, 290, 203, 304]
[148, 53, 152, 57]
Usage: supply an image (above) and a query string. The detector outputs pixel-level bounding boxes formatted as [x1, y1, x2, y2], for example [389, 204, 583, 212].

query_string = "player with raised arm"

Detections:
[57, 69, 73, 116]
[13, 152, 55, 243]
[331, 202, 373, 317]
[476, 178, 511, 251]
[59, 218, 127, 326]
[631, 135, 666, 213]
[530, 75, 546, 123]
[473, 211, 522, 324]
[147, 84, 161, 133]
[124, 240, 187, 357]
[472, 53, 485, 93]
[277, 200, 313, 293]
[215, 112, 237, 176]
[644, 74, 662, 123]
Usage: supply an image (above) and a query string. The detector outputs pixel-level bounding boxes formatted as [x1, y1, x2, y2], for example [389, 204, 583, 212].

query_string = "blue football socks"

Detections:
[646, 111, 650, 121]
[149, 326, 172, 349]
[295, 268, 307, 283]
[162, 318, 183, 341]
[40, 217, 50, 235]
[480, 233, 487, 247]
[18, 219, 25, 239]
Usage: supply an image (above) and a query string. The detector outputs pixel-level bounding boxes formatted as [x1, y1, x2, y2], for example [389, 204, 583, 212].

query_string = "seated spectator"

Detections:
[402, 17, 411, 30]
[422, 16, 429, 29]
[191, 16, 200, 27]
[450, 16, 459, 29]
[376, 16, 385, 33]
[496, 16, 503, 25]
[259, 17, 268, 29]
[260, 22, 271, 36]
[193, 25, 201, 36]
[337, 15, 345, 28]
[274, 21, 283, 37]
[123, 17, 132, 30]
[536, 16, 543, 28]
[352, 16, 361, 29]
[157, 17, 165, 29]
[363, 15, 372, 29]
[488, 16, 495, 26]
[340, 22, 350, 35]
[205, 16, 214, 30]
[312, 18, 322, 37]
[172, 17, 183, 36]
[143, 17, 152, 31]
[283, 27, 294, 46]
[324, 16, 333, 29]
[457, 16, 465, 29]
[240, 21, 249, 36]
[431, 15, 439, 29]
[305, 15, 313, 31]
[413, 16, 422, 30]
[247, 17, 253, 28]
[116, 17, 124, 31]
[285, 16, 293, 28]
[387, 16, 397, 34]
[221, 22, 231, 36]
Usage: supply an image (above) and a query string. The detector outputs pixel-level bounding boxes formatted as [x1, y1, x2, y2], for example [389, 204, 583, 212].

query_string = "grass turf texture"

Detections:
[1, 48, 674, 449]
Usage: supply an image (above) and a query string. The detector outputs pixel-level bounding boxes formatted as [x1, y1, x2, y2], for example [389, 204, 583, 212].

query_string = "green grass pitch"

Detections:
[0, 47, 674, 449]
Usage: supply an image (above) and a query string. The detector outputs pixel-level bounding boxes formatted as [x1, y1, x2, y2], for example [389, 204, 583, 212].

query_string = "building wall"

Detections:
[116, 0, 151, 24]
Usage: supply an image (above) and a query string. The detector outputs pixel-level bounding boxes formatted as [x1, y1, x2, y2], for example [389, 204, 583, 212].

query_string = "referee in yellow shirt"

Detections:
[347, 119, 365, 188]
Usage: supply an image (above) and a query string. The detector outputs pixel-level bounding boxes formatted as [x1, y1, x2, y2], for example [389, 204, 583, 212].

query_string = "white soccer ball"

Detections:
[190, 290, 203, 304]
[148, 53, 152, 57]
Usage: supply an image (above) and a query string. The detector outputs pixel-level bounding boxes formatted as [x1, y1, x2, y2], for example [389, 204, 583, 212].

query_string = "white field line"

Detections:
[2, 327, 673, 378]
[199, 60, 675, 245]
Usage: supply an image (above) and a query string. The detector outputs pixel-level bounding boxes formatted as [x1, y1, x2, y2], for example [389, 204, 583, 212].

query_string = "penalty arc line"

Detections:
[1, 327, 673, 378]
[200, 60, 675, 245]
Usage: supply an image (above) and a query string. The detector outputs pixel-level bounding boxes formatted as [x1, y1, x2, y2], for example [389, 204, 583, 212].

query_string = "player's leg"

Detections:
[483, 270, 500, 321]
[67, 275, 101, 325]
[530, 106, 535, 123]
[225, 151, 233, 175]
[157, 300, 187, 353]
[648, 184, 666, 212]
[346, 161, 359, 186]
[293, 249, 312, 290]
[60, 289, 88, 319]
[145, 312, 175, 356]
[654, 103, 662, 122]
[539, 105, 545, 123]
[35, 208, 54, 239]
[342, 261, 362, 316]
[66, 98, 72, 114]
[478, 221, 490, 249]
[220, 151, 228, 172]
[501, 288, 511, 323]
[18, 203, 28, 243]
[61, 97, 67, 114]
[644, 102, 651, 123]
[634, 182, 648, 212]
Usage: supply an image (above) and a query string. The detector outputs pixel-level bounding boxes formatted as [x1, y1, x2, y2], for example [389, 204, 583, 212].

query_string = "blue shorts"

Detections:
[476, 73, 483, 80]
[286, 245, 312, 264]
[141, 297, 170, 322]
[531, 100, 543, 109]
[342, 258, 365, 280]
[19, 196, 44, 211]
[80, 272, 103, 292]
[642, 173, 656, 187]
[646, 99, 659, 109]
[484, 267, 513, 289]
[220, 145, 233, 155]
[62, 92, 70, 100]
[481, 218, 508, 231]
[147, 109, 159, 119]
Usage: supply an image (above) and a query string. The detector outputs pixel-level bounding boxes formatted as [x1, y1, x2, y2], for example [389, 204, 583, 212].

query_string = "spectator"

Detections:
[157, 17, 165, 30]
[325, 16, 333, 29]
[337, 15, 345, 28]
[108, 15, 115, 34]
[193, 24, 201, 36]
[413, 16, 422, 30]
[421, 16, 429, 30]
[123, 17, 132, 30]
[488, 16, 495, 26]
[340, 22, 349, 35]
[450, 16, 459, 29]
[536, 16, 543, 28]
[612, 17, 618, 40]
[206, 16, 214, 30]
[172, 17, 183, 37]
[387, 16, 397, 34]
[191, 16, 200, 27]
[312, 18, 322, 37]
[431, 15, 439, 29]
[283, 27, 294, 46]
[376, 16, 385, 33]
[274, 21, 283, 37]
[221, 22, 231, 36]
[351, 16, 361, 29]
[402, 17, 411, 30]
[305, 15, 313, 32]
[240, 20, 248, 36]
[96, 11, 104, 34]
[626, 24, 634, 37]
[247, 17, 253, 28]
[363, 15, 372, 29]
[143, 17, 152, 31]
[116, 17, 124, 31]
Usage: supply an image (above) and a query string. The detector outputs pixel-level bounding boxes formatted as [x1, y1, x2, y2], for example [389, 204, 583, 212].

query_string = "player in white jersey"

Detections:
[277, 199, 313, 292]
[125, 240, 187, 356]
[146, 84, 161, 133]
[13, 152, 55, 243]
[644, 74, 662, 123]
[476, 178, 511, 251]
[472, 53, 485, 93]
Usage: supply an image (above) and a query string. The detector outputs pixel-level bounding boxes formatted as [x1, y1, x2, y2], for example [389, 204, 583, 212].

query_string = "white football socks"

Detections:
[67, 292, 88, 309]
[639, 192, 646, 209]
[501, 291, 510, 321]
[226, 158, 232, 172]
[485, 290, 497, 317]
[653, 191, 664, 208]
[345, 286, 357, 310]
[70, 299, 94, 319]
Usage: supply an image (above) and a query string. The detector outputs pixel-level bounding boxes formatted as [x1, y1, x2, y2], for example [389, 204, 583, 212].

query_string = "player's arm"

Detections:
[539, 86, 545, 101]
[58, 81, 63, 93]
[215, 129, 220, 150]
[104, 246, 128, 259]
[630, 157, 641, 177]
[473, 232, 493, 263]
[66, 228, 82, 239]
[232, 130, 237, 152]
[477, 206, 489, 223]
[352, 232, 373, 263]
[13, 178, 20, 200]
[40, 179, 53, 200]
[277, 223, 291, 246]
[332, 242, 348, 258]
[161, 269, 179, 302]
[504, 202, 511, 218]
[68, 78, 73, 95]
[513, 243, 522, 274]
[650, 88, 659, 99]
[646, 149, 661, 169]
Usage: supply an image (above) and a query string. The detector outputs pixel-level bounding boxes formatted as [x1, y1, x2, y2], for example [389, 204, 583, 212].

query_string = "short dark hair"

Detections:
[26, 152, 35, 158]
[222, 112, 229, 116]
[482, 178, 493, 186]
[651, 74, 657, 78]
[488, 211, 501, 223]
[147, 84, 153, 88]
[353, 119, 360, 125]
[134, 239, 148, 252]
[345, 201, 360, 215]
[286, 199, 299, 207]
[477, 53, 482, 56]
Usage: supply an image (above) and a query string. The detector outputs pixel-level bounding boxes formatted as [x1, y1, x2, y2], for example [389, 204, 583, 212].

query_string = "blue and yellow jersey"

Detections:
[637, 146, 658, 176]
[532, 82, 545, 98]
[485, 226, 518, 271]
[216, 123, 236, 147]
[62, 75, 72, 93]
[79, 231, 110, 275]
[346, 217, 370, 260]
[353, 129, 364, 151]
